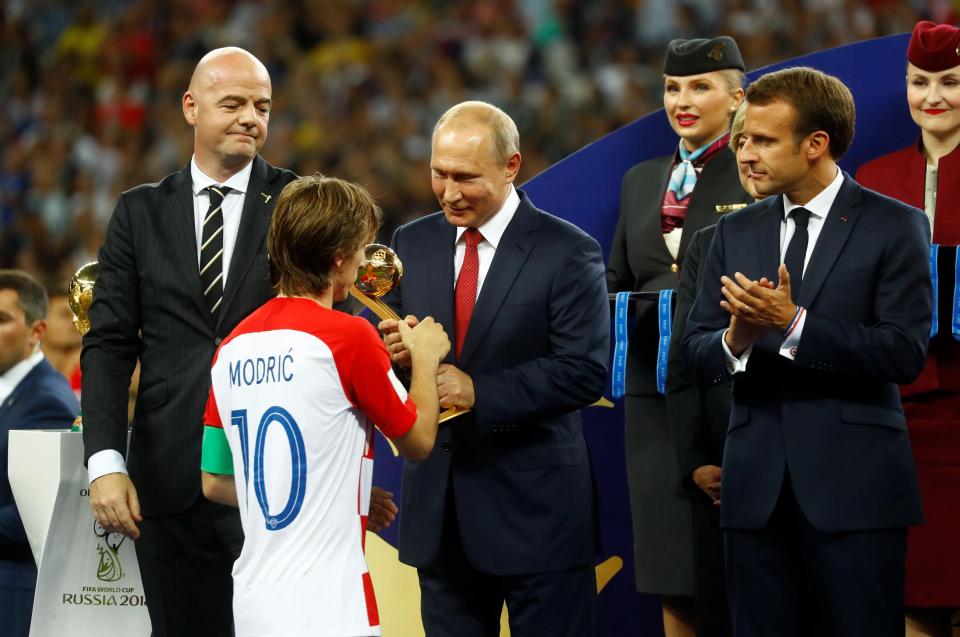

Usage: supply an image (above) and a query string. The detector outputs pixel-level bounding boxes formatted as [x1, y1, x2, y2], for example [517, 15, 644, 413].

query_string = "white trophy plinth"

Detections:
[8, 430, 150, 637]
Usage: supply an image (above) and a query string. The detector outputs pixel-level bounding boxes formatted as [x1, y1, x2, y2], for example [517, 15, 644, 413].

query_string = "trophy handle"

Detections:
[349, 285, 400, 321]
[438, 406, 470, 424]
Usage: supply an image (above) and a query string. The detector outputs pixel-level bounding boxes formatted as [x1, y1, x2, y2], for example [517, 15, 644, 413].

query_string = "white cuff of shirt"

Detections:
[779, 307, 807, 361]
[88, 449, 128, 486]
[721, 329, 752, 374]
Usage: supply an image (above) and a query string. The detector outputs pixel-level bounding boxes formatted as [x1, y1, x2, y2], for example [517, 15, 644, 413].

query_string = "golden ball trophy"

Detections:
[68, 261, 99, 431]
[349, 244, 467, 424]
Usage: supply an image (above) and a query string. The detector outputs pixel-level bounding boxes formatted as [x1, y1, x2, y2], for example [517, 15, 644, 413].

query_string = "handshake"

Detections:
[377, 317, 475, 412]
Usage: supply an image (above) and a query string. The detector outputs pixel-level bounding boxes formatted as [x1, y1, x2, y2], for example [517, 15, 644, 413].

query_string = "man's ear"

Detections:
[183, 91, 197, 126]
[29, 319, 46, 351]
[805, 131, 831, 161]
[504, 151, 521, 183]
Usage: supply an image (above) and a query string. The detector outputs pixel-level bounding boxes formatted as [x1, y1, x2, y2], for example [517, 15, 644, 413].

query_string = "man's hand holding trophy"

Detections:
[351, 244, 468, 424]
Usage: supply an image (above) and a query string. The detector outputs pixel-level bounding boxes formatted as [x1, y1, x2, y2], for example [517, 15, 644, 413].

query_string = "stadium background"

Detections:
[2, 1, 954, 635]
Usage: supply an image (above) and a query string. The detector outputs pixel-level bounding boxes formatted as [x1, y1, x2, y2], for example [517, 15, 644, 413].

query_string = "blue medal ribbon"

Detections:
[953, 248, 960, 341]
[656, 289, 674, 395]
[930, 244, 939, 338]
[612, 291, 631, 398]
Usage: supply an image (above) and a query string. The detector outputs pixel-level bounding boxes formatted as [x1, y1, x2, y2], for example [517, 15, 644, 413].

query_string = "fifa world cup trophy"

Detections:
[67, 262, 99, 431]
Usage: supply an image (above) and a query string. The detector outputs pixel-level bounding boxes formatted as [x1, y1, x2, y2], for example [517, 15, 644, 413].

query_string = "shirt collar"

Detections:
[782, 167, 844, 222]
[454, 185, 521, 249]
[0, 350, 44, 403]
[190, 156, 253, 196]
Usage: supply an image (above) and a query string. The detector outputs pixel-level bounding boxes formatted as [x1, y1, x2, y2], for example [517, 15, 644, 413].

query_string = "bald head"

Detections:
[182, 47, 272, 181]
[188, 47, 270, 95]
[433, 101, 520, 166]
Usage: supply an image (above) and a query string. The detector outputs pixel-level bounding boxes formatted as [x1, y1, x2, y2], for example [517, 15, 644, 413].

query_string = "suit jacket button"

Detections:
[441, 441, 450, 452]
[671, 263, 679, 273]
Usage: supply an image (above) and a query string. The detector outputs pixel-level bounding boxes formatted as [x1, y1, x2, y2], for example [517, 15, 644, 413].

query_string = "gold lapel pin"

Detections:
[261, 192, 272, 204]
[716, 203, 747, 213]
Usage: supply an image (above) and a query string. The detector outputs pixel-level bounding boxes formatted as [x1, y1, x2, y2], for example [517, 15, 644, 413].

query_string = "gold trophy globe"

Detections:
[350, 244, 402, 321]
[68, 261, 99, 431]
[350, 244, 467, 425]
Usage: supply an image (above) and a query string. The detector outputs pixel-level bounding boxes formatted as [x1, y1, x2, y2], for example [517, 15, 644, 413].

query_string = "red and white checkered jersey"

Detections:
[202, 297, 416, 637]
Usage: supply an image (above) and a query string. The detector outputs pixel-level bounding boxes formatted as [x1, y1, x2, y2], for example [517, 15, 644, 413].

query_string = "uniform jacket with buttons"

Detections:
[606, 148, 753, 397]
[383, 191, 610, 575]
[681, 174, 930, 531]
[81, 157, 297, 516]
[857, 139, 960, 398]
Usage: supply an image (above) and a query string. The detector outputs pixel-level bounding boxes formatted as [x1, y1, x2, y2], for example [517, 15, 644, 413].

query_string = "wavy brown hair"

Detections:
[267, 174, 382, 297]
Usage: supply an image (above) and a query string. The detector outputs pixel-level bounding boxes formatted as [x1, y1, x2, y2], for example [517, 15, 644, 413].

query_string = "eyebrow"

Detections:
[218, 95, 272, 105]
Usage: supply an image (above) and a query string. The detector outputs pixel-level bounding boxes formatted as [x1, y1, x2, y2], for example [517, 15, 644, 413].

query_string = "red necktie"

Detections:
[455, 228, 482, 360]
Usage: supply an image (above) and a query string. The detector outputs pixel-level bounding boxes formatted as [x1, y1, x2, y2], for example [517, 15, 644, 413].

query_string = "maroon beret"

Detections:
[907, 21, 960, 72]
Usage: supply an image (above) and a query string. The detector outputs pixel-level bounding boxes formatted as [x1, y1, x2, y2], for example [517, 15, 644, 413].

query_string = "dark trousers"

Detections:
[692, 499, 731, 637]
[725, 474, 906, 637]
[136, 496, 242, 637]
[418, 488, 596, 637]
[0, 585, 34, 637]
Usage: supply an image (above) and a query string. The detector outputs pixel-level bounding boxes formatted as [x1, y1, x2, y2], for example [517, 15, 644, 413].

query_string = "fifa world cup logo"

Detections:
[93, 520, 126, 582]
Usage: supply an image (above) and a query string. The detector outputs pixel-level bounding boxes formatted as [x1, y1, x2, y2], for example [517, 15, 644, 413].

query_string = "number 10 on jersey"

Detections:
[231, 406, 307, 531]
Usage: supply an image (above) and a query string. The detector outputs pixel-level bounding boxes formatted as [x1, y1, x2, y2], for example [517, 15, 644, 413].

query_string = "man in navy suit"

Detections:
[682, 67, 931, 636]
[379, 101, 609, 637]
[0, 270, 78, 637]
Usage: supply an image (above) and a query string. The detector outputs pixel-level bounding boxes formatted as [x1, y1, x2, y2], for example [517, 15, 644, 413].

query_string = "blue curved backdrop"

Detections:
[373, 33, 916, 636]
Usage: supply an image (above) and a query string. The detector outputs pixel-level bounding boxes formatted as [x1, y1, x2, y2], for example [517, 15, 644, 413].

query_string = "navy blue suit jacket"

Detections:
[682, 175, 930, 532]
[386, 191, 610, 575]
[0, 358, 77, 589]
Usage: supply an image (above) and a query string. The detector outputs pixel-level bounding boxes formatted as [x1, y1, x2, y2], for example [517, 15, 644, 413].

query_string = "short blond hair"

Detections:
[729, 102, 748, 152]
[433, 101, 519, 165]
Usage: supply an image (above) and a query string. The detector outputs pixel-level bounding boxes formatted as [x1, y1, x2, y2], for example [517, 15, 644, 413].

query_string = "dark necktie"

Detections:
[200, 185, 230, 316]
[783, 207, 811, 303]
[454, 228, 482, 360]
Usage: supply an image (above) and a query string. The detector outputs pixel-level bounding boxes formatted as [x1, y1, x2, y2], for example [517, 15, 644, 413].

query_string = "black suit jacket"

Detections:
[665, 225, 732, 498]
[1, 358, 77, 589]
[682, 175, 930, 531]
[606, 148, 752, 396]
[81, 156, 297, 516]
[385, 191, 610, 575]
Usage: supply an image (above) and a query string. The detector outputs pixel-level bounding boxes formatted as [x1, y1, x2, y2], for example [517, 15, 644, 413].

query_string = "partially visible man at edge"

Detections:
[0, 270, 78, 637]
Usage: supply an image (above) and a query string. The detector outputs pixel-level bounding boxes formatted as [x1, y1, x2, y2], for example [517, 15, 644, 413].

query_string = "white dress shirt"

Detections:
[453, 185, 521, 297]
[724, 168, 844, 372]
[88, 158, 255, 486]
[0, 350, 44, 406]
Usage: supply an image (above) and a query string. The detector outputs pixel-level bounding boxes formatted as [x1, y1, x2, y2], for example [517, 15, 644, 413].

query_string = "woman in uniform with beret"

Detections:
[606, 35, 752, 637]
[856, 21, 960, 637]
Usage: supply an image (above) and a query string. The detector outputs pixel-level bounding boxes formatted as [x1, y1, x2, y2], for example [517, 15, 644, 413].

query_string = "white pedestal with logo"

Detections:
[9, 430, 150, 636]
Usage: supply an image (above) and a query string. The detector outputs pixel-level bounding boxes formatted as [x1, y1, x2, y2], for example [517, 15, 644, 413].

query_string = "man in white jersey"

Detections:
[200, 175, 450, 637]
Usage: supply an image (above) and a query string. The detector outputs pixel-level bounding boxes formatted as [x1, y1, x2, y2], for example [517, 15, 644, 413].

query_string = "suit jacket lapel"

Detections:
[426, 217, 457, 355]
[0, 360, 46, 420]
[218, 156, 276, 331]
[758, 196, 783, 281]
[458, 196, 536, 367]
[798, 174, 861, 308]
[166, 165, 213, 326]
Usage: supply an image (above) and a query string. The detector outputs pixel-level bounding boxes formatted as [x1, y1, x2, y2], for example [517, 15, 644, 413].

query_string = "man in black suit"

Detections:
[0, 270, 78, 637]
[379, 101, 609, 637]
[81, 47, 296, 636]
[682, 67, 931, 636]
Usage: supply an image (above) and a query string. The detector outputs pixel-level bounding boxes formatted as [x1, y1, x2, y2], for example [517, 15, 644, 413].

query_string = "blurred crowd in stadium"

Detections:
[0, 0, 950, 285]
